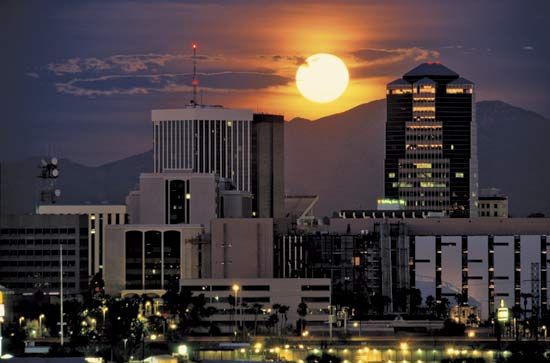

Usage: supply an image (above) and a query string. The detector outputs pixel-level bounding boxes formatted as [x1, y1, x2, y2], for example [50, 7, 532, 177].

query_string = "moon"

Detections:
[296, 53, 349, 103]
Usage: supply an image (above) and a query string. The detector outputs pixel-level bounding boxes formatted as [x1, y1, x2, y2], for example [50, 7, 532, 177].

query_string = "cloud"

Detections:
[270, 55, 306, 66]
[47, 53, 225, 75]
[523, 45, 535, 51]
[352, 47, 440, 66]
[54, 71, 292, 97]
[25, 72, 40, 79]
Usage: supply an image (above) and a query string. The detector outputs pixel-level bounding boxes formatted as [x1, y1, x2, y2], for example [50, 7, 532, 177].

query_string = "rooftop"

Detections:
[404, 62, 459, 78]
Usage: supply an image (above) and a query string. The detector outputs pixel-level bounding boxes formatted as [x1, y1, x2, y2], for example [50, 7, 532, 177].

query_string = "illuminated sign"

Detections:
[497, 299, 509, 322]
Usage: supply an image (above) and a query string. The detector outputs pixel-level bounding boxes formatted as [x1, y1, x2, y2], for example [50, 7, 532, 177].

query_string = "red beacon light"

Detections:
[192, 43, 197, 49]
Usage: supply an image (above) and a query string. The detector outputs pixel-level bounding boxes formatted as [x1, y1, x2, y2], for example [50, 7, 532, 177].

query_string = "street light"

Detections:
[101, 306, 108, 321]
[18, 316, 25, 327]
[39, 314, 45, 338]
[232, 284, 240, 338]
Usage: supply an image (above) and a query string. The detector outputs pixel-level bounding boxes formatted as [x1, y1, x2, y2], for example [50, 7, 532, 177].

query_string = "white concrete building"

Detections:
[126, 171, 218, 226]
[180, 278, 331, 334]
[152, 106, 253, 192]
[210, 218, 273, 279]
[37, 204, 126, 276]
[103, 224, 206, 296]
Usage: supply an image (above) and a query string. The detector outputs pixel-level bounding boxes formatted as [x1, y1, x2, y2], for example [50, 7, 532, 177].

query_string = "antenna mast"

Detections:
[192, 43, 198, 106]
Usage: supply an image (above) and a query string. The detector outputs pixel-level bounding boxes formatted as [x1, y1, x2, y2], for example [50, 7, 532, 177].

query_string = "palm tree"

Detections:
[272, 304, 281, 335]
[278, 305, 290, 336]
[266, 313, 279, 337]
[425, 295, 435, 316]
[252, 304, 263, 336]
[297, 302, 308, 335]
[434, 298, 450, 319]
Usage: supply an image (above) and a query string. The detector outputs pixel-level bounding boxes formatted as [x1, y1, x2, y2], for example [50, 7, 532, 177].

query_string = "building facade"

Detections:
[251, 114, 285, 219]
[152, 107, 253, 192]
[210, 218, 273, 279]
[180, 278, 331, 334]
[0, 214, 88, 297]
[317, 217, 550, 320]
[37, 204, 127, 276]
[385, 63, 478, 217]
[478, 196, 509, 217]
[103, 224, 206, 296]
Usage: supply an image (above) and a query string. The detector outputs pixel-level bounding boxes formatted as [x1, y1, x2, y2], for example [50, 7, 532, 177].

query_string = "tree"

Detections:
[434, 298, 450, 319]
[409, 288, 422, 315]
[371, 294, 391, 316]
[103, 296, 144, 362]
[425, 295, 435, 316]
[252, 303, 263, 336]
[277, 305, 290, 335]
[454, 293, 467, 306]
[266, 313, 279, 336]
[467, 313, 479, 327]
[3, 322, 27, 356]
[297, 302, 308, 335]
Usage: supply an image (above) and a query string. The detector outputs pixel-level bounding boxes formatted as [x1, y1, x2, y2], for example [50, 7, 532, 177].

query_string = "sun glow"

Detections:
[296, 53, 349, 103]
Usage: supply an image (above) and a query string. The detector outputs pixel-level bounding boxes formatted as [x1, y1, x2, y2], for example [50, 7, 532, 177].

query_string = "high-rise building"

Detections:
[385, 63, 478, 217]
[152, 106, 253, 192]
[251, 113, 285, 218]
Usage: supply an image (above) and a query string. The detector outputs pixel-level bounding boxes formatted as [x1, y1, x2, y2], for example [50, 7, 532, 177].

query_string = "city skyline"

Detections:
[2, 0, 549, 165]
[2, 2, 550, 360]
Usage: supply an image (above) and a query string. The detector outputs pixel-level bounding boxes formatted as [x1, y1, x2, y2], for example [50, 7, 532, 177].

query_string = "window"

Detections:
[242, 285, 270, 291]
[388, 172, 396, 178]
[455, 172, 464, 178]
[302, 285, 330, 291]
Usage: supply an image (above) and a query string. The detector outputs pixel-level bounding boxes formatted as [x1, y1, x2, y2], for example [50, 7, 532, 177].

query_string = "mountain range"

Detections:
[1, 100, 549, 217]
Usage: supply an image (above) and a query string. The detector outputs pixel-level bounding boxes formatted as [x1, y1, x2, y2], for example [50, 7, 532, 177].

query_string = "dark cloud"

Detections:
[352, 47, 440, 65]
[54, 71, 292, 96]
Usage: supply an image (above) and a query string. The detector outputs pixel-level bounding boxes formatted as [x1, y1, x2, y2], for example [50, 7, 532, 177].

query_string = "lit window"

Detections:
[414, 163, 432, 169]
[185, 193, 191, 200]
[388, 172, 396, 178]
[455, 172, 464, 178]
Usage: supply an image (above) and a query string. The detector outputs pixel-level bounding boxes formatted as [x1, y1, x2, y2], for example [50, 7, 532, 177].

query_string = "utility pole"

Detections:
[60, 243, 64, 346]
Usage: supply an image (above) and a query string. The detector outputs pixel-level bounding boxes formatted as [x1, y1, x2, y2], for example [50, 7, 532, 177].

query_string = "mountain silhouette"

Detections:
[1, 100, 548, 217]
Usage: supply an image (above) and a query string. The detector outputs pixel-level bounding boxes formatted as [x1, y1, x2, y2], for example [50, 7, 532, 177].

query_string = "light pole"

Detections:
[101, 306, 108, 328]
[123, 338, 128, 361]
[232, 284, 240, 339]
[19, 316, 25, 327]
[39, 314, 45, 338]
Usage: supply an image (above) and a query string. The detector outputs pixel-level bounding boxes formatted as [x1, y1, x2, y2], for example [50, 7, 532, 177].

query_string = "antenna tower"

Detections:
[192, 43, 198, 106]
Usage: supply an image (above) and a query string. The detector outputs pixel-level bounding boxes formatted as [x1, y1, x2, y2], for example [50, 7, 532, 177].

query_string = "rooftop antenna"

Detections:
[192, 43, 198, 106]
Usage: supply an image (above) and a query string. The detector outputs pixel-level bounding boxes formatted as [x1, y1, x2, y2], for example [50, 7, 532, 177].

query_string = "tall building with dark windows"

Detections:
[251, 113, 285, 219]
[385, 63, 478, 217]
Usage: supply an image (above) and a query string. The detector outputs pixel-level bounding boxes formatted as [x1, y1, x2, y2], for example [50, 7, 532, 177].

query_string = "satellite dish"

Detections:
[52, 169, 59, 177]
[54, 189, 61, 197]
[51, 157, 58, 165]
[41, 159, 48, 166]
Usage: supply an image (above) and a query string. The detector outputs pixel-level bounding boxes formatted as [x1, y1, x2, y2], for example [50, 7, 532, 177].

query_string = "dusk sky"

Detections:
[2, 0, 549, 165]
